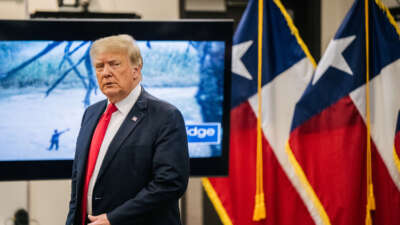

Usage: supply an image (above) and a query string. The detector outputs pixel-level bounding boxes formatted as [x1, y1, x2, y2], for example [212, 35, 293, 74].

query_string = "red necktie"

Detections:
[81, 103, 117, 225]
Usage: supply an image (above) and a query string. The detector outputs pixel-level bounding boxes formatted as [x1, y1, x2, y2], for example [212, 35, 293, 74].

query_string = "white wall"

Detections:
[28, 0, 179, 19]
[185, 0, 225, 12]
[0, 0, 179, 20]
[0, 0, 27, 19]
[185, 178, 203, 225]
[89, 0, 179, 19]
[29, 181, 71, 225]
[0, 181, 28, 224]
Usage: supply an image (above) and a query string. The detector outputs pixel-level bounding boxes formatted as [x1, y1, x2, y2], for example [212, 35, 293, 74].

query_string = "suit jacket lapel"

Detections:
[76, 101, 107, 193]
[95, 90, 148, 184]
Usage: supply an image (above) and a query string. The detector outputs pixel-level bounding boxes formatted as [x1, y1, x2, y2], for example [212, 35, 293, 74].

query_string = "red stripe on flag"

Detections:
[395, 131, 400, 154]
[289, 96, 367, 225]
[262, 131, 314, 225]
[208, 101, 313, 225]
[372, 138, 400, 224]
[209, 101, 260, 224]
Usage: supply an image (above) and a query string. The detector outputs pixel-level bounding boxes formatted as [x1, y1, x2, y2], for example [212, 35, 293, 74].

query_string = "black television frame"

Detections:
[0, 19, 232, 180]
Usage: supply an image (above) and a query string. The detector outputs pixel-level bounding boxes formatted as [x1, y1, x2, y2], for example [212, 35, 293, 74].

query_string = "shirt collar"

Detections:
[108, 84, 142, 117]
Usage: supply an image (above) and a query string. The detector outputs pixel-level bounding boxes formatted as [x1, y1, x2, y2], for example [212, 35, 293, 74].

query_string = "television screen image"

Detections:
[0, 40, 225, 160]
[0, 20, 232, 179]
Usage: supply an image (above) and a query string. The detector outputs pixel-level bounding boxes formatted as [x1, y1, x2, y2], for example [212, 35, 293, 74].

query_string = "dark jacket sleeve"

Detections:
[65, 158, 78, 225]
[107, 107, 190, 224]
[65, 108, 88, 225]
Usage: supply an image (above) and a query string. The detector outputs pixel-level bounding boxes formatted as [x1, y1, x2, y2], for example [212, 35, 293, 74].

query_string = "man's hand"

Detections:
[88, 214, 111, 225]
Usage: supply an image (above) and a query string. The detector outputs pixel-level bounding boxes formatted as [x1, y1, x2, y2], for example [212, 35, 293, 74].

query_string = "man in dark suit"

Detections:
[65, 34, 189, 225]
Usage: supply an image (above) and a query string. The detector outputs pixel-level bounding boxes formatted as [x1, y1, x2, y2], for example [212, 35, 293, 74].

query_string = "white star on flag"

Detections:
[312, 35, 356, 85]
[232, 40, 253, 80]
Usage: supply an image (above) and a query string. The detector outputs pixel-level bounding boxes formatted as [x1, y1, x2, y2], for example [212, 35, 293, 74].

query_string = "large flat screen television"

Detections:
[0, 19, 232, 180]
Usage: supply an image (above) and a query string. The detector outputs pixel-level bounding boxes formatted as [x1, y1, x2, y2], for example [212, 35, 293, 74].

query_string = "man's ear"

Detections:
[132, 66, 141, 80]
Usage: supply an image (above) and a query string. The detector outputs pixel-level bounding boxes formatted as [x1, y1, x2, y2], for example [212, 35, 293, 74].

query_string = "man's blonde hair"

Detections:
[90, 34, 143, 67]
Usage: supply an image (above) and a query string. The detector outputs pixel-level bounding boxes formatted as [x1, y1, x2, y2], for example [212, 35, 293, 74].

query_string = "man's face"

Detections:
[94, 51, 141, 103]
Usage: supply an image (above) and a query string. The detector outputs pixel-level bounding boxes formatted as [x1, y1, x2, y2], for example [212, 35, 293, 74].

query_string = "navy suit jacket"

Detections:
[66, 88, 189, 225]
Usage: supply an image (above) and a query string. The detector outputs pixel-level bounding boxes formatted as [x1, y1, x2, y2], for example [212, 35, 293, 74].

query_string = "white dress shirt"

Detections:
[87, 84, 142, 215]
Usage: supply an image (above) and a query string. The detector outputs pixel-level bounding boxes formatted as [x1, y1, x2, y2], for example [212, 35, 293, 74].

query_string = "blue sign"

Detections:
[186, 123, 220, 144]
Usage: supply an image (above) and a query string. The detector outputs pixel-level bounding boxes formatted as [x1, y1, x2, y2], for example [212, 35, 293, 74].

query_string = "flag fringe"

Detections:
[285, 141, 332, 225]
[368, 184, 376, 210]
[273, 0, 317, 68]
[366, 211, 373, 225]
[253, 193, 266, 221]
[366, 185, 376, 225]
[394, 147, 400, 174]
[201, 178, 234, 225]
[374, 0, 400, 37]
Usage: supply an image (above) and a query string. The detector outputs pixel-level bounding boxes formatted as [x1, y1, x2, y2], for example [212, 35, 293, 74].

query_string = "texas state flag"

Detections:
[288, 0, 400, 225]
[202, 0, 318, 225]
